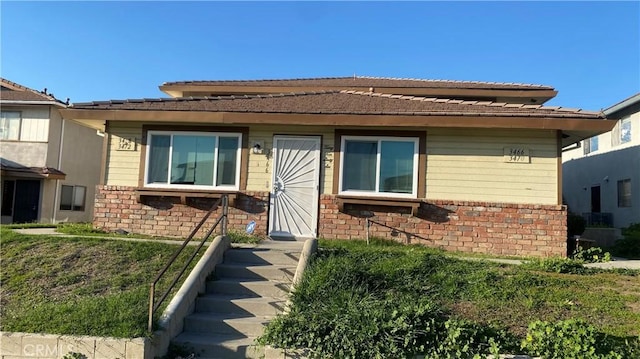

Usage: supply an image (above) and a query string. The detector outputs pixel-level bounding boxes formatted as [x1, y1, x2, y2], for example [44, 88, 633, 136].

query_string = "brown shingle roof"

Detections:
[162, 76, 554, 90]
[0, 78, 65, 104]
[71, 90, 602, 119]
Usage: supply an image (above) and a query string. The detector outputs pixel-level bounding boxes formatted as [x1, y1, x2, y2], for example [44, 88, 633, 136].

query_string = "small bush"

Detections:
[572, 246, 611, 263]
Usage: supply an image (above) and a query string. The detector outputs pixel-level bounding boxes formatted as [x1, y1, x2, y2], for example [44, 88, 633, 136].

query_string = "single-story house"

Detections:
[60, 77, 615, 256]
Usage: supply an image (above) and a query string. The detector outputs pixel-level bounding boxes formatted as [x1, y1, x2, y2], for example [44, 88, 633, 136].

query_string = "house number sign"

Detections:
[117, 137, 137, 151]
[503, 147, 530, 163]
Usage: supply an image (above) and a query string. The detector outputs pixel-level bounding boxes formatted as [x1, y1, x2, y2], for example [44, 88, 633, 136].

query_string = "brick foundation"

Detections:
[94, 186, 269, 238]
[319, 195, 567, 257]
[94, 186, 567, 257]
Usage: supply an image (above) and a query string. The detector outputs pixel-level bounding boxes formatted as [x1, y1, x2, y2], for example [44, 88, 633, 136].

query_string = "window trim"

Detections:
[143, 130, 242, 190]
[333, 130, 426, 199]
[139, 125, 249, 192]
[0, 111, 22, 141]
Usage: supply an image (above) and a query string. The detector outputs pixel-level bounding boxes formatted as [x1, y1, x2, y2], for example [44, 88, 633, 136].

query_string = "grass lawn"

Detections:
[0, 226, 203, 338]
[260, 239, 640, 358]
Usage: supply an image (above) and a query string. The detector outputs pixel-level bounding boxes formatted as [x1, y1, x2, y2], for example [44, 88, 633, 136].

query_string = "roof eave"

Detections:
[0, 100, 67, 108]
[159, 84, 557, 103]
[603, 93, 640, 118]
[60, 108, 610, 131]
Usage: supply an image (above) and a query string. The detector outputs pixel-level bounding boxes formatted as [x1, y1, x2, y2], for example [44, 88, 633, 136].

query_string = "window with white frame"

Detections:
[0, 111, 21, 140]
[618, 179, 631, 208]
[60, 185, 86, 211]
[145, 131, 241, 190]
[339, 136, 419, 198]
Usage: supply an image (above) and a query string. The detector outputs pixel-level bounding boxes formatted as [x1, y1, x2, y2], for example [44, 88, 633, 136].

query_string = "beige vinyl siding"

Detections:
[20, 107, 50, 142]
[425, 128, 558, 205]
[246, 125, 334, 194]
[105, 123, 142, 186]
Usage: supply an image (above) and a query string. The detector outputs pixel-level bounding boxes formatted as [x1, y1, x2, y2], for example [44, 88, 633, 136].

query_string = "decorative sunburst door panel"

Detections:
[268, 136, 321, 238]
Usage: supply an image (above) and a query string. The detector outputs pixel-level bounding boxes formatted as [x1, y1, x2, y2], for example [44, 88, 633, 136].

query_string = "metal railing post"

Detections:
[148, 284, 155, 332]
[222, 195, 228, 236]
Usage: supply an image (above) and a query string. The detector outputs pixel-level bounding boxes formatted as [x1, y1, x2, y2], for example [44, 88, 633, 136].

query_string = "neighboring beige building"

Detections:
[62, 77, 615, 256]
[0, 78, 102, 223]
[563, 93, 640, 229]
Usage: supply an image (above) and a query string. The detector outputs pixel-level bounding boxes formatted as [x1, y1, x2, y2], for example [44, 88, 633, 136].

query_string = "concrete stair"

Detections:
[172, 240, 303, 359]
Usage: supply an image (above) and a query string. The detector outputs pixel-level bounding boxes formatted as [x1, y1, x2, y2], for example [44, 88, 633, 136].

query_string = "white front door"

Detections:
[268, 136, 321, 238]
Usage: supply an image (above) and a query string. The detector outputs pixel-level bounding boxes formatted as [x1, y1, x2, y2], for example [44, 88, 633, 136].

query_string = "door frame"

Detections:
[268, 135, 322, 238]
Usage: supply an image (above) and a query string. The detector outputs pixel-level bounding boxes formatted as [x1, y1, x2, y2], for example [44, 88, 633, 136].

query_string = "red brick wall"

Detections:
[93, 186, 269, 238]
[319, 195, 567, 257]
[94, 186, 567, 257]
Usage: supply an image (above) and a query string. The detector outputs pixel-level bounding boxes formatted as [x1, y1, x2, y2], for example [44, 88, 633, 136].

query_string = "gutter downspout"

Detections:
[52, 116, 65, 223]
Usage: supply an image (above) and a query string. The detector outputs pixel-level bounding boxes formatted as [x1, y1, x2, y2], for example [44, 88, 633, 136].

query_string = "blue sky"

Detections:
[1, 1, 638, 110]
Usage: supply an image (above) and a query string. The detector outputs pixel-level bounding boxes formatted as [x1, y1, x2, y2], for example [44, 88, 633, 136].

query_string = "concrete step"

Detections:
[184, 312, 271, 337]
[216, 263, 296, 282]
[207, 278, 290, 298]
[195, 295, 287, 316]
[224, 248, 300, 266]
[172, 333, 263, 359]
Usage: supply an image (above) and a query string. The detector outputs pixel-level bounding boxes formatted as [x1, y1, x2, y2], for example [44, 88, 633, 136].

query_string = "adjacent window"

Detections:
[620, 117, 631, 144]
[612, 116, 632, 147]
[145, 131, 241, 190]
[339, 136, 419, 198]
[618, 179, 632, 208]
[60, 185, 86, 211]
[0, 111, 21, 140]
[583, 136, 599, 155]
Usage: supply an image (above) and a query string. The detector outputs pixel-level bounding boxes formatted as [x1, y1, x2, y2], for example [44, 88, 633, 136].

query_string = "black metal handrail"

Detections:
[147, 195, 229, 332]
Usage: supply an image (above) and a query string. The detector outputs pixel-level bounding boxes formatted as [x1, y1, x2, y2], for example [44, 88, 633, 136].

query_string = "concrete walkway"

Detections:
[12, 227, 640, 269]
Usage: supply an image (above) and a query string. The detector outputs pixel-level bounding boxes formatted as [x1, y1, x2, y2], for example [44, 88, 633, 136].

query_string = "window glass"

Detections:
[217, 136, 239, 186]
[618, 179, 632, 208]
[589, 136, 599, 152]
[146, 131, 241, 189]
[170, 135, 215, 185]
[380, 141, 414, 194]
[620, 118, 631, 144]
[341, 136, 418, 197]
[60, 185, 73, 210]
[73, 186, 86, 211]
[342, 140, 377, 191]
[147, 135, 170, 184]
[0, 111, 21, 140]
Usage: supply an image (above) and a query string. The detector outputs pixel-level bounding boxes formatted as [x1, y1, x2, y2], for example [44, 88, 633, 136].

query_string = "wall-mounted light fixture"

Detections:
[252, 141, 264, 154]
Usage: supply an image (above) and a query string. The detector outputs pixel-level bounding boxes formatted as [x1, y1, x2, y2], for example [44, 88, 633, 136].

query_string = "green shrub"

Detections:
[611, 224, 640, 259]
[572, 246, 611, 263]
[521, 319, 637, 359]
